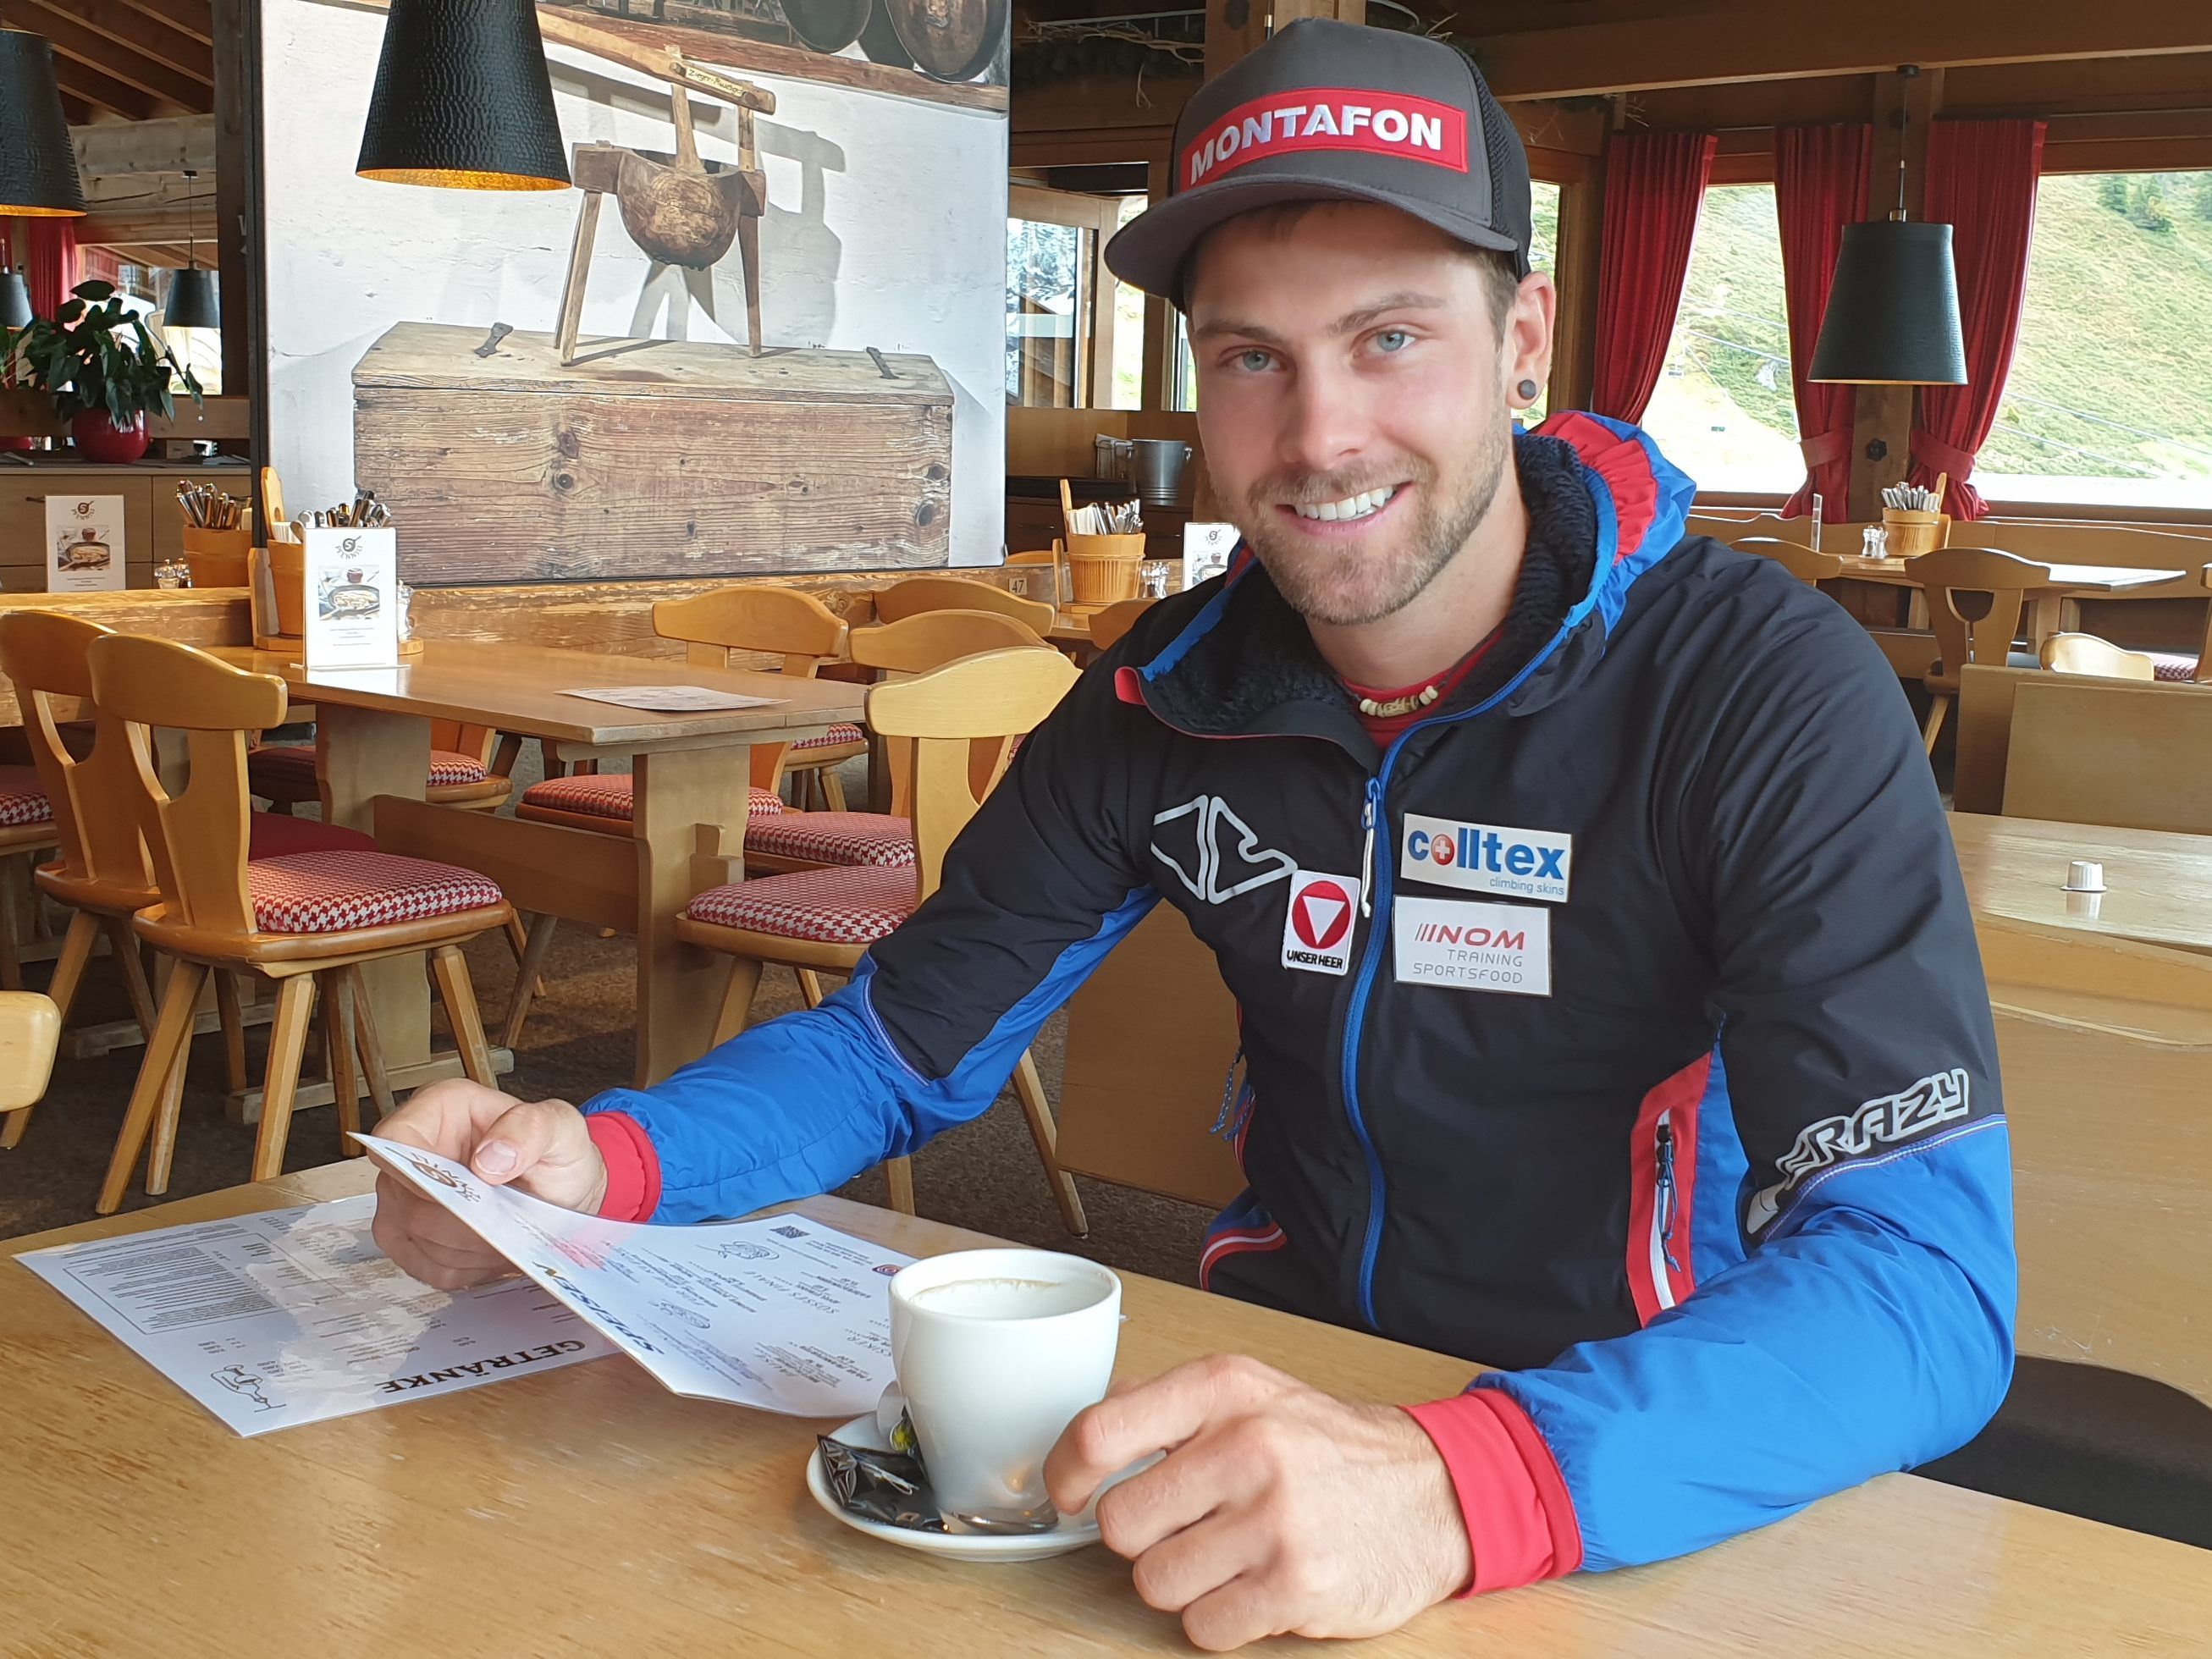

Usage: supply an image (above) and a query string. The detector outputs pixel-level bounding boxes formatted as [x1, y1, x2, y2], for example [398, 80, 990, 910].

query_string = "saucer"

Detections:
[806, 1413, 1134, 1564]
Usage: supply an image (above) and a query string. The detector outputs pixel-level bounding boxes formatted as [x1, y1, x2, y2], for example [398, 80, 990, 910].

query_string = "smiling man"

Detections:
[369, 20, 2015, 1651]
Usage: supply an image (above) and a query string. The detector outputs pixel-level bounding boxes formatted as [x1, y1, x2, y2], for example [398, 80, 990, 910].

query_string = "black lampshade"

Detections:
[1810, 219, 1968, 385]
[0, 30, 88, 217]
[356, 0, 571, 191]
[166, 267, 220, 331]
[0, 272, 31, 329]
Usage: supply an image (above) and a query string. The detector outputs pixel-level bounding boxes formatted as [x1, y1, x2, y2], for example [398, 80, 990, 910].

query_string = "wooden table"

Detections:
[218, 642, 864, 1087]
[1834, 557, 2182, 648]
[1952, 811, 2212, 956]
[9, 1162, 2212, 1656]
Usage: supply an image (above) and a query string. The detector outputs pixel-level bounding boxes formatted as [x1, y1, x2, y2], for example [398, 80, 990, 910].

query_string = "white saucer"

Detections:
[806, 1413, 1134, 1564]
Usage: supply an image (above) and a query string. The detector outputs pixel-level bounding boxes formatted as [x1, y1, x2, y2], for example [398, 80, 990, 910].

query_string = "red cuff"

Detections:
[585, 1112, 661, 1223]
[1403, 1388, 1584, 1596]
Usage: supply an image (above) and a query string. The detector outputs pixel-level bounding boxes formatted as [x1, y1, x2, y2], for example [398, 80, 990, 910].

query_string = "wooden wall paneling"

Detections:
[2002, 675, 2212, 833]
[1943, 51, 2212, 119]
[1848, 67, 1942, 523]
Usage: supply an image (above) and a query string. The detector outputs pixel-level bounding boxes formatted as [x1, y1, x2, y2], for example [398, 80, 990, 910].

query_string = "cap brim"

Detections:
[1103, 173, 1523, 303]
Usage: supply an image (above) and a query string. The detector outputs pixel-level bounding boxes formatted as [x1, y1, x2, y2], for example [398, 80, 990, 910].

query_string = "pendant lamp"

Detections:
[1810, 67, 1967, 386]
[164, 169, 221, 331]
[0, 30, 88, 218]
[356, 0, 571, 191]
[0, 271, 31, 329]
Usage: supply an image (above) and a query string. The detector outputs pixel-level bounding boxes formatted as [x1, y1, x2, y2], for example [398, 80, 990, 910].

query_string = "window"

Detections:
[1638, 183, 1801, 495]
[1006, 186, 1127, 410]
[1979, 170, 2212, 510]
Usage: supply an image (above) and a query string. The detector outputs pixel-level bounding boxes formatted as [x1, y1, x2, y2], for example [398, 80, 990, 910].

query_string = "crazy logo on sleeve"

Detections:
[1745, 1067, 1977, 1233]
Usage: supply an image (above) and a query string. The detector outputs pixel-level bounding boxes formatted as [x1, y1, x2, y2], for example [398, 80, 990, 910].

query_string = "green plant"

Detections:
[0, 278, 202, 427]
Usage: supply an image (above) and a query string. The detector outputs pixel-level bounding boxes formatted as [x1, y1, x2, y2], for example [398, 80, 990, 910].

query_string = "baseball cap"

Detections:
[1104, 19, 1532, 304]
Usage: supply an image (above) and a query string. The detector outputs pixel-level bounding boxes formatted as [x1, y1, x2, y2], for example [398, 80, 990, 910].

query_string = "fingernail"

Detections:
[476, 1142, 517, 1177]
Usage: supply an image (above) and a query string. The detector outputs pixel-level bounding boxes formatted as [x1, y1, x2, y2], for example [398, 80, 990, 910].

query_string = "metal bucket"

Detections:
[1128, 438, 1192, 507]
[1094, 435, 1132, 481]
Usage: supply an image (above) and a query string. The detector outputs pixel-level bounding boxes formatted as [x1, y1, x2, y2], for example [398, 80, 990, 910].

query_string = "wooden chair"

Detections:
[2000, 674, 2212, 835]
[674, 647, 1087, 1233]
[250, 719, 518, 813]
[0, 767, 58, 995]
[1087, 597, 1157, 653]
[870, 575, 1056, 635]
[2039, 632, 2156, 681]
[0, 989, 60, 1147]
[83, 635, 514, 1214]
[1730, 536, 1845, 585]
[1909, 547, 2054, 754]
[1919, 916, 2212, 1547]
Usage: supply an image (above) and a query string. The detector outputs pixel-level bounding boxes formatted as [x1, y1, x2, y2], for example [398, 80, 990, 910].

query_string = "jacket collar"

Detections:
[1129, 415, 1696, 749]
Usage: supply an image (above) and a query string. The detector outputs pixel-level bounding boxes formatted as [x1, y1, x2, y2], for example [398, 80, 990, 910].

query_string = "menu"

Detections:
[302, 525, 400, 669]
[357, 1135, 908, 1419]
[17, 1193, 613, 1436]
[564, 686, 786, 714]
[45, 493, 128, 593]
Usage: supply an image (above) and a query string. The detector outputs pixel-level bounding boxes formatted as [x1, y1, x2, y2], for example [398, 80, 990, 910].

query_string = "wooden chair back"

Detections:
[0, 612, 152, 892]
[2002, 674, 2212, 834]
[1731, 536, 1845, 585]
[1978, 916, 2212, 1405]
[0, 990, 58, 1110]
[653, 587, 850, 790]
[850, 610, 1051, 809]
[1911, 547, 2052, 695]
[1087, 597, 1156, 653]
[1953, 663, 2044, 813]
[2039, 632, 2155, 681]
[871, 576, 1055, 635]
[85, 635, 290, 939]
[864, 647, 1078, 896]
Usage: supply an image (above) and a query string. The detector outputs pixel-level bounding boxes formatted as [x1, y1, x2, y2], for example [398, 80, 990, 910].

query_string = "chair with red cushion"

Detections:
[675, 647, 1086, 1232]
[84, 634, 513, 1215]
[0, 761, 57, 995]
[249, 718, 515, 813]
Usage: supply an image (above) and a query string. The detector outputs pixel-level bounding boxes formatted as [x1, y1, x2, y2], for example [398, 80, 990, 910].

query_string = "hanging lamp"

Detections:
[356, 0, 571, 191]
[0, 271, 31, 329]
[0, 30, 88, 218]
[1810, 66, 1967, 386]
[165, 169, 221, 330]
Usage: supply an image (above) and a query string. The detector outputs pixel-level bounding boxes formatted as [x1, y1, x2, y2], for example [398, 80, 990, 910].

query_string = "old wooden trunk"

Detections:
[352, 322, 954, 585]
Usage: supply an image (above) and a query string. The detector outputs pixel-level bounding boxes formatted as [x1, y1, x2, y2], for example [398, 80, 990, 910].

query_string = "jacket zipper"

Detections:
[1335, 619, 1581, 1330]
[1650, 1114, 1680, 1312]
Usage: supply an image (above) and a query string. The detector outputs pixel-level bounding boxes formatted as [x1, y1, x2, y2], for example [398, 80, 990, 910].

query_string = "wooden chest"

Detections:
[352, 323, 955, 585]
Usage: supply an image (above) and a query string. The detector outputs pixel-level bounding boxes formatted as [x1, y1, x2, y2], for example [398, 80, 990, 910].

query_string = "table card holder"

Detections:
[301, 526, 402, 670]
[1182, 521, 1238, 593]
[44, 494, 128, 593]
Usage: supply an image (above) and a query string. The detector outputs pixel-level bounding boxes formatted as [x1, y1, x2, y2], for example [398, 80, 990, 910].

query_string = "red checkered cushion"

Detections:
[2147, 651, 2200, 684]
[518, 774, 786, 823]
[684, 864, 915, 945]
[0, 764, 52, 828]
[250, 744, 490, 788]
[788, 721, 866, 754]
[246, 812, 376, 858]
[743, 811, 914, 869]
[247, 851, 504, 934]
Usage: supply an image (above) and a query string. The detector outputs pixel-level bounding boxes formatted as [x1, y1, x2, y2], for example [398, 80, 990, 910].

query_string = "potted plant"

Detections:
[0, 278, 203, 464]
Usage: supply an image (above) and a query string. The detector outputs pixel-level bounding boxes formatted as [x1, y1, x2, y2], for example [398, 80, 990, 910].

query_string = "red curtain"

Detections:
[1909, 119, 2048, 520]
[1, 218, 81, 318]
[1773, 125, 1872, 517]
[1590, 132, 1718, 424]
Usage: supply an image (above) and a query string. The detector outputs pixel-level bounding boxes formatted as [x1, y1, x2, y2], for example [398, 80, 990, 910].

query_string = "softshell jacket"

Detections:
[582, 412, 2016, 1584]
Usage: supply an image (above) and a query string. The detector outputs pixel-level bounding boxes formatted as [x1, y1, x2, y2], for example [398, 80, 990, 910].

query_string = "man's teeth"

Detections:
[1294, 487, 1397, 522]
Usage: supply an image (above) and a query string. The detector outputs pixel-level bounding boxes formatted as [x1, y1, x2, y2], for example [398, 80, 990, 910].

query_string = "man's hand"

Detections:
[368, 1078, 606, 1291]
[1045, 1355, 1471, 1651]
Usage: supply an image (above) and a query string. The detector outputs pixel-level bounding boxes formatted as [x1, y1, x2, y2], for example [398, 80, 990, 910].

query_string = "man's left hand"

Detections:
[1044, 1354, 1471, 1651]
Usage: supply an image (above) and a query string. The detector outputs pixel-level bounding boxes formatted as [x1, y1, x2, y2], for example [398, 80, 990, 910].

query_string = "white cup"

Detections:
[888, 1248, 1122, 1529]
[2065, 859, 2107, 894]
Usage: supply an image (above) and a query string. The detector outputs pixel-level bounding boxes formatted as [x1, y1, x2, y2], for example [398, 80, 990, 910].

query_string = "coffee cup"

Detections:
[888, 1248, 1122, 1529]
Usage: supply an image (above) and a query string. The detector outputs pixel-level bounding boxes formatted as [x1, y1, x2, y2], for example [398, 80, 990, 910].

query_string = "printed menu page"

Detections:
[45, 493, 128, 593]
[357, 1135, 908, 1419]
[302, 525, 400, 669]
[18, 1193, 612, 1436]
[563, 686, 785, 713]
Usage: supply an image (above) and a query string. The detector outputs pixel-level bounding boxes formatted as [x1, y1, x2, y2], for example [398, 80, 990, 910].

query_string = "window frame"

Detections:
[1007, 183, 1125, 411]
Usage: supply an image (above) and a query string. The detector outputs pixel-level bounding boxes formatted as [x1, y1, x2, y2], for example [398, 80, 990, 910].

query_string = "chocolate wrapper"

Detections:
[819, 1431, 948, 1533]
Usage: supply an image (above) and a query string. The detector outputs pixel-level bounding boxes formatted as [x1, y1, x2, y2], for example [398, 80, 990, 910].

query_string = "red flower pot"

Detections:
[69, 411, 149, 464]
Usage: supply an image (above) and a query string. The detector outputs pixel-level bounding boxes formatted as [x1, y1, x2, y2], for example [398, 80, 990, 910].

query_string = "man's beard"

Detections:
[1237, 416, 1511, 627]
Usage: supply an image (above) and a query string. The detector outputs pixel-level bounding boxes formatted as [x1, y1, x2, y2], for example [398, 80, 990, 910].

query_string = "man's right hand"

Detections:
[368, 1078, 607, 1290]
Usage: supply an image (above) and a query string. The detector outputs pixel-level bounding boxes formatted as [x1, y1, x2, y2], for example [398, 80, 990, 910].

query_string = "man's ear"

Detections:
[1505, 273, 1558, 408]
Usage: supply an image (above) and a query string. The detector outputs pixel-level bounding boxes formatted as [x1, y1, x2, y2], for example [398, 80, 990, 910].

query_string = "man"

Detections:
[373, 20, 2014, 1651]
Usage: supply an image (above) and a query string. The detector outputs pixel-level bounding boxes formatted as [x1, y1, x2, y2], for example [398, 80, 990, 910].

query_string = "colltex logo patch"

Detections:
[1400, 814, 1571, 903]
[1281, 870, 1361, 975]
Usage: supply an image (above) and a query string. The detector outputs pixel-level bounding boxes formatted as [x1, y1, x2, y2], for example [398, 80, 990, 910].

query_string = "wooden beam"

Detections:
[113, 0, 214, 47]
[211, 0, 262, 465]
[15, 3, 211, 108]
[60, 91, 95, 124]
[23, 0, 214, 89]
[1547, 164, 1602, 415]
[1939, 50, 2212, 119]
[0, 389, 251, 438]
[73, 114, 218, 178]
[50, 58, 157, 122]
[78, 205, 201, 245]
[1203, 0, 1267, 82]
[2043, 135, 2212, 174]
[1474, 3, 2212, 100]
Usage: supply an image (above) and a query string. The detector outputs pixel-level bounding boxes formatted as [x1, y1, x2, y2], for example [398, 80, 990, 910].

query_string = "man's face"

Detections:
[1186, 203, 1527, 627]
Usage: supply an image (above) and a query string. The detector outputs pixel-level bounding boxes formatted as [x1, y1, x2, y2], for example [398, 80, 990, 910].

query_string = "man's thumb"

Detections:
[469, 1099, 578, 1185]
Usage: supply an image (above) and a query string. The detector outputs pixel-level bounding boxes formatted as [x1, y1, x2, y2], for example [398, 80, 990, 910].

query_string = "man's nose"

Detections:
[1277, 358, 1375, 479]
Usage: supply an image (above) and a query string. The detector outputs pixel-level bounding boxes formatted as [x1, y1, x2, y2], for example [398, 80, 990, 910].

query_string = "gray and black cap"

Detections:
[1104, 19, 1533, 304]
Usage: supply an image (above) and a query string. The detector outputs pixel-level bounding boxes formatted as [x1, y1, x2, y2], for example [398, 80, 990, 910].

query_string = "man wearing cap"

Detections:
[372, 19, 2012, 1650]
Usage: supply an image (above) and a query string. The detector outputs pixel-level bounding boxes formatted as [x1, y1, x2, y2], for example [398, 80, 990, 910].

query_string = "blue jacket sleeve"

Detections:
[1478, 589, 2016, 1571]
[578, 651, 1162, 1224]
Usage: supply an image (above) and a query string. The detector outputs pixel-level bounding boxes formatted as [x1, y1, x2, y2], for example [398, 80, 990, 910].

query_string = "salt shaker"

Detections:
[1861, 526, 1888, 560]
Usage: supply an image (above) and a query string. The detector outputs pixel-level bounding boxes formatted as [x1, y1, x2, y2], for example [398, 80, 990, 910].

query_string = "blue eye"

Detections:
[1374, 329, 1412, 353]
[1237, 350, 1271, 372]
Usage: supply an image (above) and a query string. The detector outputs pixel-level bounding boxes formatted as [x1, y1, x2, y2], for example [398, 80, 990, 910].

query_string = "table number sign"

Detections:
[44, 494, 128, 592]
[302, 526, 401, 669]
